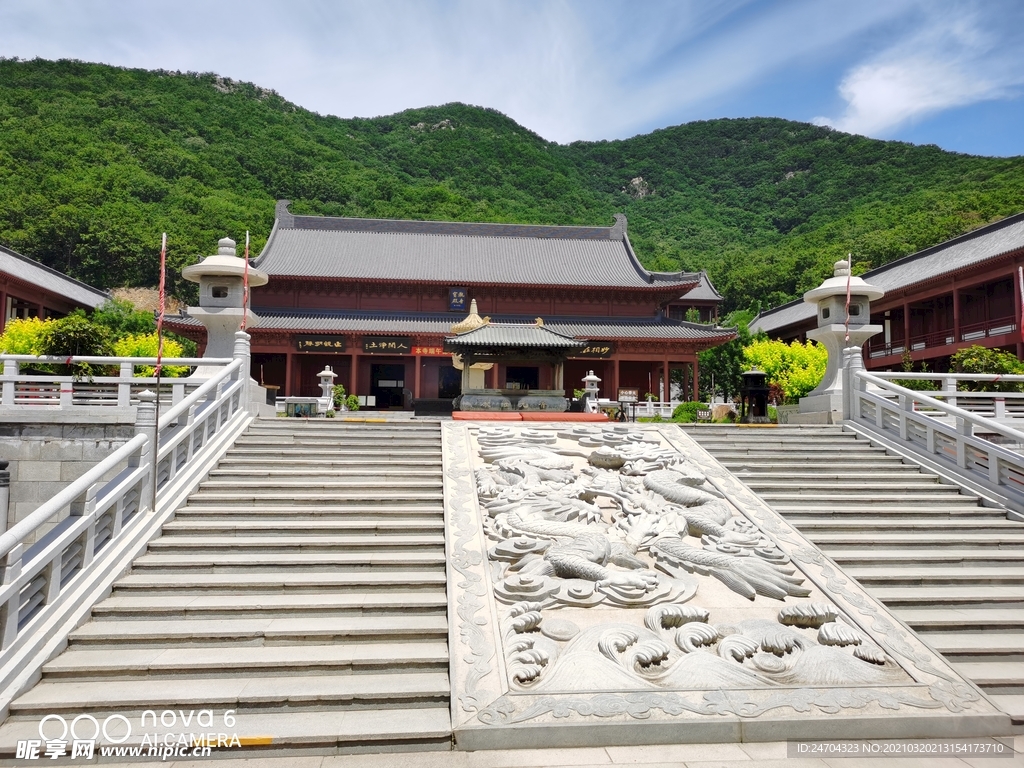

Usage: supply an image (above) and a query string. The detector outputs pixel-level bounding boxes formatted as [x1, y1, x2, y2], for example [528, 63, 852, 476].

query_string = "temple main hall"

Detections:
[178, 201, 735, 409]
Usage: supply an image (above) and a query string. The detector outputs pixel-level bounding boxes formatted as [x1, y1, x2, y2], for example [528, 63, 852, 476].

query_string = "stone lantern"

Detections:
[798, 259, 884, 420]
[317, 365, 337, 414]
[581, 370, 601, 400]
[182, 237, 269, 359]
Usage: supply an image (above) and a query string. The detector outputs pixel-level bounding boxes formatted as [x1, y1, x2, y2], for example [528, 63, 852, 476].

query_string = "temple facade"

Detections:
[751, 212, 1024, 371]
[173, 201, 734, 408]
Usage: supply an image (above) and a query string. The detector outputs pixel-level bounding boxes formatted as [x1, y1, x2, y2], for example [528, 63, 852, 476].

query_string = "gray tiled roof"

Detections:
[0, 244, 110, 309]
[751, 212, 1024, 335]
[446, 323, 586, 349]
[675, 272, 722, 302]
[255, 208, 699, 290]
[170, 308, 735, 342]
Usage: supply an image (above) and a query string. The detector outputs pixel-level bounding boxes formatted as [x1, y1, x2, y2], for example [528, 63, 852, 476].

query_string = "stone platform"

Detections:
[441, 422, 1010, 750]
[453, 412, 610, 422]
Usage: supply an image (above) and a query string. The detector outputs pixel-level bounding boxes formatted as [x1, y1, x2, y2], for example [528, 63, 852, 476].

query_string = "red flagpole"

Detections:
[844, 253, 852, 345]
[241, 231, 250, 331]
[151, 232, 167, 513]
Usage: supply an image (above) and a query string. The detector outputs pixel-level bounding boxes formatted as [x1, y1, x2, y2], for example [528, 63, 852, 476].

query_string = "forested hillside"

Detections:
[2, 57, 1023, 311]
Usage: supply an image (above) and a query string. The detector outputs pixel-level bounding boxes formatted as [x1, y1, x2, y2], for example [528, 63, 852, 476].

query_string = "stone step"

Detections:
[894, 607, 1024, 631]
[208, 468, 442, 479]
[249, 422, 440, 431]
[729, 468, 929, 481]
[198, 478, 443, 491]
[113, 570, 447, 594]
[709, 450, 889, 461]
[146, 534, 444, 553]
[131, 551, 446, 572]
[217, 457, 443, 467]
[739, 480, 954, 493]
[805, 532, 1024, 548]
[226, 450, 443, 461]
[754, 493, 973, 505]
[866, 585, 1024, 606]
[768, 504, 986, 516]
[828, 549, 1024, 566]
[780, 518, 1020, 532]
[923, 632, 1024, 661]
[234, 437, 441, 448]
[42, 642, 450, 679]
[0, 707, 452, 754]
[845, 565, 1024, 585]
[185, 491, 443, 506]
[951, 661, 1024, 689]
[173, 504, 444, 518]
[161, 519, 444, 535]
[10, 672, 450, 715]
[987, 695, 1024, 724]
[68, 615, 449, 647]
[92, 592, 447, 619]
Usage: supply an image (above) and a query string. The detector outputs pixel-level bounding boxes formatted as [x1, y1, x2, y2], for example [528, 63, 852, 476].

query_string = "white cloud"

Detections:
[814, 2, 1024, 136]
[0, 0, 1020, 144]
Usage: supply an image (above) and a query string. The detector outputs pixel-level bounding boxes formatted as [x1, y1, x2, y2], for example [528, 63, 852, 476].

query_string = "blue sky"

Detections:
[2, 0, 1023, 156]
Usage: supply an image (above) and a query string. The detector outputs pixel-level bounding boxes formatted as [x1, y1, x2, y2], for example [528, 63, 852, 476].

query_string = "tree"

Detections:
[697, 309, 756, 401]
[91, 298, 156, 337]
[743, 338, 827, 404]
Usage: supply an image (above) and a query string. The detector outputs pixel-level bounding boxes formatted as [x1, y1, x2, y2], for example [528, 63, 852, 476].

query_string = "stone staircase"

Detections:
[0, 419, 451, 755]
[682, 423, 1024, 726]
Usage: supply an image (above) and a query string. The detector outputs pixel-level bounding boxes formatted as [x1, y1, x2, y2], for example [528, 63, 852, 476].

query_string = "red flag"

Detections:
[154, 233, 166, 377]
[241, 230, 250, 331]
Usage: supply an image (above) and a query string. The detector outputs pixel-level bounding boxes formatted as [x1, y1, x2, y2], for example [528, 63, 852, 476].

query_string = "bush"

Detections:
[345, 394, 360, 412]
[331, 384, 361, 411]
[112, 333, 188, 377]
[91, 299, 155, 337]
[39, 312, 112, 378]
[0, 317, 48, 355]
[743, 338, 827, 404]
[671, 401, 705, 423]
[951, 345, 1024, 392]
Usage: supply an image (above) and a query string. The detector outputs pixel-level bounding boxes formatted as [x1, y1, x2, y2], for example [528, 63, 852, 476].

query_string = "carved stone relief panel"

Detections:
[441, 422, 1008, 749]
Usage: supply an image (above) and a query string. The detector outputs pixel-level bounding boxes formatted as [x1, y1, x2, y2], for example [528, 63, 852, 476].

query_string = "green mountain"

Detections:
[2, 57, 1023, 311]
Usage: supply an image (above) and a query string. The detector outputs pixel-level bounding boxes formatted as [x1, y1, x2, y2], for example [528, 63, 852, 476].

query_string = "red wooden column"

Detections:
[0, 289, 7, 334]
[284, 353, 293, 397]
[413, 355, 422, 399]
[903, 303, 912, 353]
[692, 357, 700, 402]
[953, 283, 961, 344]
[612, 358, 620, 399]
[350, 353, 359, 396]
[662, 357, 670, 402]
[1015, 265, 1024, 359]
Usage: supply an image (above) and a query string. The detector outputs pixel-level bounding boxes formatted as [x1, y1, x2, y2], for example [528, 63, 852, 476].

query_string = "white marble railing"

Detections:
[0, 355, 233, 409]
[850, 370, 1024, 513]
[0, 356, 245, 653]
[869, 372, 1024, 419]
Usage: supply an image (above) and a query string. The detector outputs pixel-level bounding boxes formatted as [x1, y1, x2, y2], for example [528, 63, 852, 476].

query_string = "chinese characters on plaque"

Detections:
[570, 342, 616, 359]
[448, 287, 468, 311]
[362, 336, 412, 354]
[296, 336, 347, 351]
[411, 346, 445, 356]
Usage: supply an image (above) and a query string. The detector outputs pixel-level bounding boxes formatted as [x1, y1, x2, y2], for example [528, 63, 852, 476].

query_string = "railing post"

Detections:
[0, 360, 15, 406]
[59, 377, 73, 408]
[899, 393, 912, 440]
[0, 459, 9, 535]
[955, 416, 970, 468]
[134, 390, 157, 514]
[0, 543, 23, 648]
[996, 397, 1006, 419]
[841, 346, 863, 421]
[70, 481, 101, 570]
[944, 376, 957, 409]
[118, 362, 133, 407]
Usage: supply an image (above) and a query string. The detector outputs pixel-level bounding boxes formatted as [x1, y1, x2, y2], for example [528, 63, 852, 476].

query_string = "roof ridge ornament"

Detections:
[451, 298, 487, 333]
